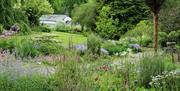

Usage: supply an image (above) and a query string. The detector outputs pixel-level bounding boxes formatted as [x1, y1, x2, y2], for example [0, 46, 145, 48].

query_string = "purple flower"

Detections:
[101, 48, 109, 55]
[130, 44, 141, 52]
[75, 44, 87, 52]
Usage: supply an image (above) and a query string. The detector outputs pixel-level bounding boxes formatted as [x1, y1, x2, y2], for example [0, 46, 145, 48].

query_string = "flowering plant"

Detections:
[150, 69, 180, 91]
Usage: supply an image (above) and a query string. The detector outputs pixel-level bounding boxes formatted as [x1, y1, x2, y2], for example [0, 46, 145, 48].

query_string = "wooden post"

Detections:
[153, 13, 159, 52]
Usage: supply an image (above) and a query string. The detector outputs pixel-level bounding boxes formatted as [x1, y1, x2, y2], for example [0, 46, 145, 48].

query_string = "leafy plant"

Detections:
[35, 26, 52, 32]
[158, 32, 168, 47]
[150, 69, 180, 91]
[23, 0, 54, 26]
[0, 72, 52, 91]
[72, 0, 97, 30]
[33, 35, 64, 55]
[0, 24, 3, 34]
[49, 0, 87, 14]
[168, 31, 179, 43]
[87, 33, 101, 55]
[0, 0, 17, 28]
[37, 43, 63, 55]
[19, 21, 31, 34]
[104, 44, 128, 56]
[55, 23, 71, 32]
[96, 0, 149, 40]
[54, 61, 93, 91]
[124, 20, 153, 47]
[159, 0, 180, 33]
[15, 38, 39, 58]
[138, 54, 166, 88]
[95, 6, 119, 39]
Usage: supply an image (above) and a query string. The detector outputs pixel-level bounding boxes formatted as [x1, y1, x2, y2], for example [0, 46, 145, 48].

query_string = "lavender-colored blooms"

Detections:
[130, 44, 141, 52]
[75, 44, 109, 55]
[75, 44, 87, 53]
[0, 53, 55, 76]
[101, 48, 109, 55]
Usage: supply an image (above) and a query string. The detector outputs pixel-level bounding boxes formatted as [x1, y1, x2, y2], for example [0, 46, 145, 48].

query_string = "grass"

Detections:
[32, 31, 87, 46]
[9, 31, 87, 46]
[0, 73, 52, 91]
[54, 32, 87, 46]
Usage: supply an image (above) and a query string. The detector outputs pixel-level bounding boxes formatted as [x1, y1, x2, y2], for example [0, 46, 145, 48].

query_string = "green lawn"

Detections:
[52, 32, 87, 46]
[23, 31, 87, 46]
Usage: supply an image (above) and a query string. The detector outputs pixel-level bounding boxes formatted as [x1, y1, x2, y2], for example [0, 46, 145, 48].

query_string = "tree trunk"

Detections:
[153, 13, 158, 52]
[81, 25, 84, 31]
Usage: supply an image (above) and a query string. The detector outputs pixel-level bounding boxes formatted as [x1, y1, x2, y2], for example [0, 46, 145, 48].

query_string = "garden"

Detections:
[0, 0, 180, 91]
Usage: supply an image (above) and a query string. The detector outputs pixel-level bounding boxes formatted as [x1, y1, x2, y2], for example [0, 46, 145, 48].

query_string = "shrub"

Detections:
[87, 33, 101, 55]
[15, 75, 53, 91]
[141, 37, 153, 47]
[72, 25, 82, 32]
[0, 37, 20, 53]
[0, 57, 53, 91]
[15, 38, 39, 58]
[19, 21, 31, 34]
[104, 41, 128, 55]
[138, 54, 166, 88]
[35, 26, 52, 32]
[168, 31, 180, 44]
[36, 43, 64, 55]
[0, 24, 3, 34]
[95, 68, 125, 91]
[158, 32, 168, 47]
[55, 23, 71, 32]
[0, 35, 65, 58]
[158, 30, 180, 47]
[104, 44, 128, 55]
[138, 54, 177, 88]
[4, 38, 16, 52]
[54, 61, 93, 91]
[33, 35, 64, 55]
[159, 0, 180, 33]
[0, 37, 39, 58]
[0, 72, 52, 91]
[124, 20, 153, 47]
[0, 39, 8, 50]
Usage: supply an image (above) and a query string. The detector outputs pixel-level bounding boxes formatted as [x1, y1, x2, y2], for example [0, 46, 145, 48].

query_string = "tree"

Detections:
[48, 0, 87, 15]
[72, 0, 97, 30]
[144, 0, 166, 52]
[0, 0, 15, 28]
[95, 0, 149, 39]
[96, 6, 119, 39]
[23, 0, 54, 26]
[159, 0, 180, 33]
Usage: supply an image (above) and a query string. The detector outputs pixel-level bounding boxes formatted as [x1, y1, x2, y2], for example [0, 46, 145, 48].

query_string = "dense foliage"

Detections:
[0, 0, 179, 91]
[0, 0, 28, 29]
[124, 20, 153, 47]
[95, 0, 150, 39]
[48, 0, 87, 15]
[159, 0, 180, 33]
[72, 0, 97, 30]
[23, 0, 54, 26]
[0, 0, 15, 28]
